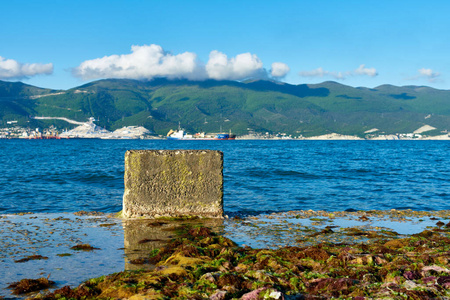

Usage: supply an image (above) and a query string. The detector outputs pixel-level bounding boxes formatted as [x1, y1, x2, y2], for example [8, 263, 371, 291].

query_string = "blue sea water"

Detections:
[1, 139, 449, 214]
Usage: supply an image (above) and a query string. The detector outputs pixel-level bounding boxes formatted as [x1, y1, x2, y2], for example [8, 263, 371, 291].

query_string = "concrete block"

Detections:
[123, 150, 223, 218]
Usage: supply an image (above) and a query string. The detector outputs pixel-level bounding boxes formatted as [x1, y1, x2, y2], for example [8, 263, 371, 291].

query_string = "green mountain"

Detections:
[1, 78, 449, 137]
[0, 81, 58, 127]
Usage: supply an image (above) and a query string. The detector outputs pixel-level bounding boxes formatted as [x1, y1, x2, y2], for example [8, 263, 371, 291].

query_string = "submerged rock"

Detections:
[8, 277, 54, 294]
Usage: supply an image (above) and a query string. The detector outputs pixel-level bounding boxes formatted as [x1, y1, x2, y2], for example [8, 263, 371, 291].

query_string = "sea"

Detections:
[1, 139, 450, 298]
[1, 139, 449, 214]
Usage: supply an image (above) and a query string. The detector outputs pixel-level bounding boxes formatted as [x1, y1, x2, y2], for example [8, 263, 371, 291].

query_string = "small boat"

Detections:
[215, 133, 236, 140]
[167, 129, 195, 140]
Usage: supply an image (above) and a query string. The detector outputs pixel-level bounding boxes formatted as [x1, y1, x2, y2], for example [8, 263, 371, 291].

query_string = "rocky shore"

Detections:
[4, 210, 449, 300]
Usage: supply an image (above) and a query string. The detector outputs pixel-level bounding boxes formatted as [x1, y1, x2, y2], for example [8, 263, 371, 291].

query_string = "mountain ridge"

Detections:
[1, 78, 449, 137]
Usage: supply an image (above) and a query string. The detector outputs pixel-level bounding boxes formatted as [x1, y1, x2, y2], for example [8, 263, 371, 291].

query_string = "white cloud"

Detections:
[418, 68, 440, 82]
[0, 56, 53, 79]
[298, 67, 346, 79]
[205, 50, 264, 80]
[299, 65, 378, 80]
[73, 45, 273, 81]
[299, 67, 327, 77]
[73, 44, 205, 80]
[270, 62, 290, 78]
[354, 64, 378, 77]
[405, 68, 441, 83]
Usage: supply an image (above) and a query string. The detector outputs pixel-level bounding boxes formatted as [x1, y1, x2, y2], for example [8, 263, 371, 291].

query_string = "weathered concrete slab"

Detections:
[123, 150, 223, 219]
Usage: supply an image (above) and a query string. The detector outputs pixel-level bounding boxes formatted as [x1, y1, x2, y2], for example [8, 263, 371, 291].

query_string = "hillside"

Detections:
[1, 78, 450, 137]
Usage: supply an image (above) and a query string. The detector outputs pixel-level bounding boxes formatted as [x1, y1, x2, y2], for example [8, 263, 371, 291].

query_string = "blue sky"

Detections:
[1, 0, 449, 90]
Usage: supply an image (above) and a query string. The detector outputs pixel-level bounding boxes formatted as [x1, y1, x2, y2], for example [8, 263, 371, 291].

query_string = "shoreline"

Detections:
[2, 135, 450, 140]
[1, 209, 450, 299]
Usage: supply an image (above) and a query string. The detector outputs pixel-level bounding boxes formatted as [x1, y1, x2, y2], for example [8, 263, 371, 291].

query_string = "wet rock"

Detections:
[434, 256, 449, 265]
[422, 276, 436, 284]
[374, 255, 388, 265]
[403, 270, 421, 280]
[405, 289, 438, 299]
[209, 290, 227, 300]
[99, 223, 116, 227]
[383, 239, 406, 249]
[73, 211, 104, 216]
[421, 265, 450, 277]
[307, 278, 357, 296]
[436, 221, 445, 227]
[189, 226, 214, 238]
[349, 255, 373, 265]
[14, 254, 48, 263]
[437, 276, 450, 288]
[49, 284, 98, 299]
[8, 277, 55, 294]
[302, 247, 330, 261]
[70, 243, 100, 251]
[201, 272, 220, 283]
[308, 228, 334, 237]
[241, 287, 284, 300]
[216, 273, 245, 290]
[358, 215, 369, 221]
[245, 270, 278, 283]
[413, 230, 435, 238]
[403, 280, 418, 290]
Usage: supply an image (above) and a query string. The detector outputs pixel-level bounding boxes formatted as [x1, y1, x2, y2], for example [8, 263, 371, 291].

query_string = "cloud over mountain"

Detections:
[72, 45, 205, 81]
[270, 62, 290, 78]
[205, 50, 265, 80]
[73, 44, 281, 81]
[0, 56, 53, 79]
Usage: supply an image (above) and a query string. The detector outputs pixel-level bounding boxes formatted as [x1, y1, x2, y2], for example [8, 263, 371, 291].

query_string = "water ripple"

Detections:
[1, 139, 449, 213]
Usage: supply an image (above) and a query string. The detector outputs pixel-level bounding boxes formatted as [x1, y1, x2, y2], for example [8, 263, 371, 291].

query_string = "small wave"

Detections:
[272, 169, 338, 180]
[437, 193, 450, 197]
[69, 172, 120, 184]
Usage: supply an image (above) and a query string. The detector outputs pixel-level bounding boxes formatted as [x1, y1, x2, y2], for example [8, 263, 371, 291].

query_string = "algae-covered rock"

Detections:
[8, 277, 55, 294]
[241, 287, 284, 300]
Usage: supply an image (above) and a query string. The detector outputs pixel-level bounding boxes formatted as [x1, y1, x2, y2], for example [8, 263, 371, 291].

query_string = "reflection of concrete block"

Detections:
[123, 150, 223, 219]
[123, 218, 224, 270]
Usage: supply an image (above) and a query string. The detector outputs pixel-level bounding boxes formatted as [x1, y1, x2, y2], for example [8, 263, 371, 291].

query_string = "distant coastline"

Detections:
[237, 133, 450, 140]
[1, 118, 449, 140]
[2, 132, 450, 140]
